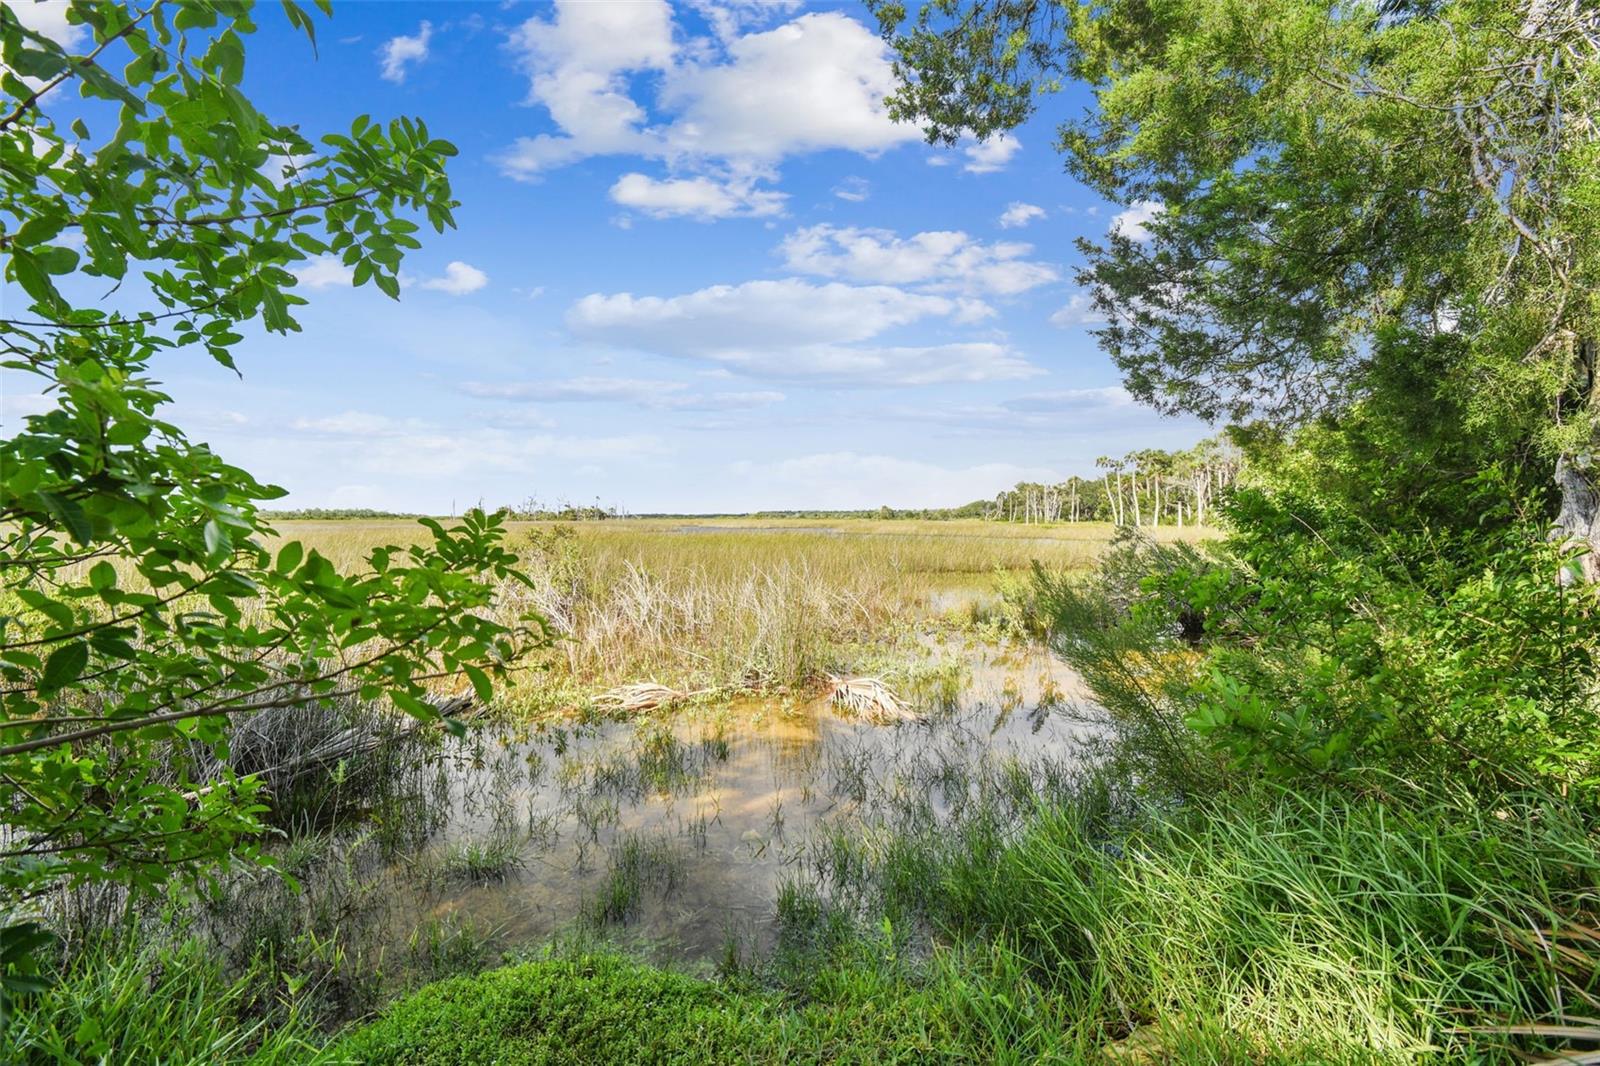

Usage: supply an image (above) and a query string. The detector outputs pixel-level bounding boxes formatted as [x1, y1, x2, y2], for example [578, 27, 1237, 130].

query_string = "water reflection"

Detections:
[397, 642, 1096, 967]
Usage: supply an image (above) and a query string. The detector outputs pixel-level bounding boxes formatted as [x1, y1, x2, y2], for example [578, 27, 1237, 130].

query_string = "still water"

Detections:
[392, 641, 1095, 967]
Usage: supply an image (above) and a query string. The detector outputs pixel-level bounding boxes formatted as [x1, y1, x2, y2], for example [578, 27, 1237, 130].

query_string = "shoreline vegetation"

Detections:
[9, 516, 1600, 1065]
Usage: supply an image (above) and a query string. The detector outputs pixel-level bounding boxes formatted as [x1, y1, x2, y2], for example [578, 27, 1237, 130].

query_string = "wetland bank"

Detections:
[182, 519, 1122, 976]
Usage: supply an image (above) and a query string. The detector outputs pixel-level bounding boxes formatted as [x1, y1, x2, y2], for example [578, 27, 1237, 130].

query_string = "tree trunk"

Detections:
[1553, 454, 1600, 584]
[1552, 338, 1600, 584]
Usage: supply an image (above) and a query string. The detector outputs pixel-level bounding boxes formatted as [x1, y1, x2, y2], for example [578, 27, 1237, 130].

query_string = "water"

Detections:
[393, 641, 1096, 967]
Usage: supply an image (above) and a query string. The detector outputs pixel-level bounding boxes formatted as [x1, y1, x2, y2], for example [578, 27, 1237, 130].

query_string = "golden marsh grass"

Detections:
[267, 517, 1217, 707]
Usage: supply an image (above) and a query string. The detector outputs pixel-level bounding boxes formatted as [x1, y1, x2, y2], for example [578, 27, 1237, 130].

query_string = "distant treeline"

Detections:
[286, 442, 1240, 527]
[263, 508, 423, 520]
[503, 497, 626, 522]
[983, 437, 1243, 527]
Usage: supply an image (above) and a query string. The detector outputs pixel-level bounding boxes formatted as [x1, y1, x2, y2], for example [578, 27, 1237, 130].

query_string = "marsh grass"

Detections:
[255, 518, 1210, 716]
[587, 833, 686, 925]
[770, 778, 1600, 1063]
[413, 832, 527, 888]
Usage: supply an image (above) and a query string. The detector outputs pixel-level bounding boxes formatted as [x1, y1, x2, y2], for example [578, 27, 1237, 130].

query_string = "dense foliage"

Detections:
[872, 0, 1600, 572]
[0, 0, 541, 1001]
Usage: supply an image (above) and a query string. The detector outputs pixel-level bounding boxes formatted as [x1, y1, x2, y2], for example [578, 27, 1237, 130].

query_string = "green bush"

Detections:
[1026, 477, 1600, 800]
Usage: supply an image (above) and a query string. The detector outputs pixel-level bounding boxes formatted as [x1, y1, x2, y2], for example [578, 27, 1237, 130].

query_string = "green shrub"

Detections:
[1027, 479, 1600, 800]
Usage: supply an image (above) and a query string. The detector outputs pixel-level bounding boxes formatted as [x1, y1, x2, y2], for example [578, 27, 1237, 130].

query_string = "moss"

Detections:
[328, 955, 777, 1065]
[324, 951, 1000, 1065]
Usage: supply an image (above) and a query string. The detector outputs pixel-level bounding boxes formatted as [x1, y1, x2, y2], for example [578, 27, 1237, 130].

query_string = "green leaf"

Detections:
[276, 541, 304, 574]
[8, 249, 66, 310]
[203, 518, 230, 556]
[40, 642, 90, 694]
[88, 561, 117, 591]
[390, 689, 438, 722]
[463, 664, 493, 703]
[36, 246, 80, 275]
[36, 491, 92, 545]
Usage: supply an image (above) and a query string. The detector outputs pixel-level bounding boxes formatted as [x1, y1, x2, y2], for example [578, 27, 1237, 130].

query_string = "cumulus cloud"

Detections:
[1111, 200, 1163, 243]
[379, 21, 433, 83]
[292, 255, 354, 290]
[1049, 292, 1107, 328]
[963, 133, 1020, 174]
[685, 0, 802, 43]
[566, 278, 1038, 385]
[998, 202, 1045, 229]
[420, 261, 489, 295]
[658, 14, 916, 161]
[498, 5, 916, 218]
[610, 172, 786, 220]
[500, 0, 674, 174]
[778, 224, 1059, 297]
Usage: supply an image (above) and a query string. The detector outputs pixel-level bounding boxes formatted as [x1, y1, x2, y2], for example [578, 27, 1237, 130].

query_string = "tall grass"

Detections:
[0, 936, 320, 1066]
[775, 779, 1600, 1063]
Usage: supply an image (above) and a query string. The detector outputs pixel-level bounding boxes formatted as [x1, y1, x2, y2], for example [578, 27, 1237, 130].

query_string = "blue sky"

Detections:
[7, 0, 1206, 514]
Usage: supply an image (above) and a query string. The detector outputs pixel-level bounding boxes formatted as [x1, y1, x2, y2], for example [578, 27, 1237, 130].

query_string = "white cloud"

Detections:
[463, 377, 785, 411]
[379, 21, 433, 84]
[5, 1, 86, 48]
[610, 172, 786, 220]
[290, 411, 431, 436]
[1003, 387, 1137, 415]
[832, 176, 870, 202]
[0, 389, 53, 423]
[567, 278, 1039, 385]
[998, 202, 1045, 229]
[292, 255, 354, 290]
[1111, 200, 1163, 243]
[498, 5, 915, 217]
[881, 387, 1147, 434]
[963, 133, 1020, 174]
[2, 2, 87, 95]
[1049, 292, 1106, 328]
[500, 0, 674, 175]
[571, 279, 949, 349]
[685, 0, 802, 43]
[267, 151, 318, 189]
[658, 389, 784, 411]
[658, 14, 917, 162]
[282, 409, 663, 478]
[420, 261, 489, 295]
[778, 224, 1058, 297]
[464, 377, 681, 403]
[723, 452, 1063, 510]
